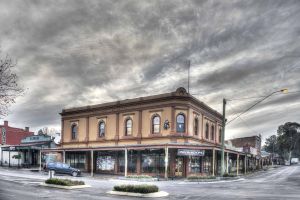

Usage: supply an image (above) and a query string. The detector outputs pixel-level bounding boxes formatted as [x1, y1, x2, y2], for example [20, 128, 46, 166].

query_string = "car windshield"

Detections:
[62, 163, 70, 168]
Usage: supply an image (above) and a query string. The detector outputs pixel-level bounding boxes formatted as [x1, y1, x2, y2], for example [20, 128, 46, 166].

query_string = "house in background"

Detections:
[0, 121, 34, 166]
[226, 135, 262, 170]
[1, 134, 56, 167]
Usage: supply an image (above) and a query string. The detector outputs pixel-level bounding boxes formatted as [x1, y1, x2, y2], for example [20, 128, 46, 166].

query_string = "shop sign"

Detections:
[9, 146, 15, 151]
[177, 149, 205, 157]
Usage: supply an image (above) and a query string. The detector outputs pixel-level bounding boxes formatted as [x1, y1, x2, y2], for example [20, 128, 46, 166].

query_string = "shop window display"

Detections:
[141, 150, 165, 174]
[189, 156, 202, 173]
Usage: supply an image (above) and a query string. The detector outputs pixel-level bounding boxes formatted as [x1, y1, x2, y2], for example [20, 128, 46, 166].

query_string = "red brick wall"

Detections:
[0, 121, 34, 145]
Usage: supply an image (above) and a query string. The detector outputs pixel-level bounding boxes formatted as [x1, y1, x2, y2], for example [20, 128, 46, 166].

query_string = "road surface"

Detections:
[0, 165, 299, 199]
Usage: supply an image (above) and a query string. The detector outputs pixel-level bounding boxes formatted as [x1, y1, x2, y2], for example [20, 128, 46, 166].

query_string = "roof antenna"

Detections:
[187, 60, 190, 94]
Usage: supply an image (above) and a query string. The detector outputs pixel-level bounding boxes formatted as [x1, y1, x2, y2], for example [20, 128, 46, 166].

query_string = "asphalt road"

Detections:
[0, 165, 299, 200]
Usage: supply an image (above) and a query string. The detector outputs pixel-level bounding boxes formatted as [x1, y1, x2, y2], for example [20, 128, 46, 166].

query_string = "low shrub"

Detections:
[45, 178, 85, 186]
[222, 173, 237, 177]
[126, 175, 153, 179]
[113, 184, 159, 194]
[187, 175, 216, 180]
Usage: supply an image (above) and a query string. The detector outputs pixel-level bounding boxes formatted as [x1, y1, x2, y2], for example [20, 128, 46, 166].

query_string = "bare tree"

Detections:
[0, 53, 24, 117]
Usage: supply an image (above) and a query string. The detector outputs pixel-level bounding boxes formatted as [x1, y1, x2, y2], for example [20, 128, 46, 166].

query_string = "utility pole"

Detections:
[221, 98, 227, 176]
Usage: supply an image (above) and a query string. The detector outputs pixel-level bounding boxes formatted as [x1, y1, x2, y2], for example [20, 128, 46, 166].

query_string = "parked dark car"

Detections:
[45, 162, 81, 177]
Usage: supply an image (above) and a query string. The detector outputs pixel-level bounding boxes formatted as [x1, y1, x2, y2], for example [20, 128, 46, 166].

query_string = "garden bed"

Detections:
[185, 175, 218, 182]
[119, 175, 159, 181]
[41, 178, 90, 190]
[107, 184, 168, 198]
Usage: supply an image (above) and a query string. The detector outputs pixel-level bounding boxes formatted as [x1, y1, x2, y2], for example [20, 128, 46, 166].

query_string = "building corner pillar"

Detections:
[212, 149, 215, 176]
[226, 152, 229, 173]
[91, 150, 94, 177]
[244, 155, 247, 174]
[124, 148, 128, 177]
[164, 146, 169, 179]
[236, 154, 239, 176]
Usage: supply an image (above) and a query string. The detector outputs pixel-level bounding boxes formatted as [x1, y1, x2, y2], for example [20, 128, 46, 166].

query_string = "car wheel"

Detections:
[72, 171, 78, 177]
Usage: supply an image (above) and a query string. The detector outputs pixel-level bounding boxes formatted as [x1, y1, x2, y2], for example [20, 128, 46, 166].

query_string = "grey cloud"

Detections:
[0, 0, 299, 141]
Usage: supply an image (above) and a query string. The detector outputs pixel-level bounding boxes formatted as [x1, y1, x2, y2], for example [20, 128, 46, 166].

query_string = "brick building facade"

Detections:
[0, 121, 34, 145]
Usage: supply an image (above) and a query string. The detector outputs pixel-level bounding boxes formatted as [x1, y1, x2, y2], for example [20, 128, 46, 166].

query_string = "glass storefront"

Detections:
[118, 150, 137, 173]
[189, 156, 202, 173]
[96, 151, 116, 173]
[66, 152, 86, 169]
[203, 156, 212, 173]
[141, 149, 165, 174]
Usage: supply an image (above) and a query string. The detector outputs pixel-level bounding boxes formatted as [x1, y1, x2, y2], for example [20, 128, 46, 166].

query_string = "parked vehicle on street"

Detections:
[44, 162, 81, 177]
[291, 158, 299, 164]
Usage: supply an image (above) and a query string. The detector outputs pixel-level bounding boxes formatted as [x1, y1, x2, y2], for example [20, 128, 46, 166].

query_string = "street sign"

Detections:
[177, 149, 205, 157]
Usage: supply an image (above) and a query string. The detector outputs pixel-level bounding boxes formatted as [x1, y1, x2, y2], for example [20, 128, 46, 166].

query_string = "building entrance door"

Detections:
[175, 157, 184, 177]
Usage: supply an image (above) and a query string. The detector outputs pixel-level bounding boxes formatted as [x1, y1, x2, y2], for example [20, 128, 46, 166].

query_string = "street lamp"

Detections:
[220, 88, 288, 176]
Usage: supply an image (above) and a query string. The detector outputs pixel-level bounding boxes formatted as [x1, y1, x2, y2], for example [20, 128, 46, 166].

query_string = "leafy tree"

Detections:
[264, 122, 300, 161]
[0, 53, 23, 117]
[264, 135, 278, 153]
[277, 122, 300, 161]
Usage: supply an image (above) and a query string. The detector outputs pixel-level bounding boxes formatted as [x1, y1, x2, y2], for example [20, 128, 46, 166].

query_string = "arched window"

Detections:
[71, 124, 77, 140]
[219, 128, 222, 143]
[152, 115, 160, 134]
[205, 123, 209, 139]
[211, 125, 215, 141]
[194, 118, 199, 135]
[125, 118, 132, 136]
[176, 114, 185, 133]
[99, 121, 105, 137]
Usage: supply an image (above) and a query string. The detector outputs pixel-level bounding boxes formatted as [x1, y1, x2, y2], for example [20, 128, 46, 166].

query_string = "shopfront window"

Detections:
[211, 125, 215, 141]
[194, 118, 199, 135]
[176, 114, 185, 133]
[141, 150, 165, 174]
[205, 123, 209, 139]
[152, 115, 160, 134]
[125, 118, 132, 136]
[71, 124, 77, 140]
[203, 156, 211, 173]
[96, 151, 116, 173]
[66, 152, 86, 169]
[189, 157, 202, 173]
[118, 150, 137, 173]
[98, 121, 105, 137]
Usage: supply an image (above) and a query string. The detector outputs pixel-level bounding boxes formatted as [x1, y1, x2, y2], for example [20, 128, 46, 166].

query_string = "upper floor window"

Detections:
[194, 118, 199, 135]
[219, 128, 222, 143]
[71, 124, 77, 140]
[205, 123, 209, 139]
[125, 118, 133, 136]
[176, 113, 185, 133]
[99, 121, 105, 137]
[152, 115, 160, 134]
[211, 125, 215, 141]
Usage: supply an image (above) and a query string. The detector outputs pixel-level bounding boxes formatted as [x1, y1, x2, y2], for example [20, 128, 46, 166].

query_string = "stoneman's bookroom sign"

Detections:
[177, 149, 205, 157]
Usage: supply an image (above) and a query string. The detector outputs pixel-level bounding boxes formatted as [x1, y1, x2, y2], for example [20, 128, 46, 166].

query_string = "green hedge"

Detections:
[45, 178, 85, 186]
[187, 175, 216, 180]
[113, 184, 159, 194]
[223, 173, 237, 177]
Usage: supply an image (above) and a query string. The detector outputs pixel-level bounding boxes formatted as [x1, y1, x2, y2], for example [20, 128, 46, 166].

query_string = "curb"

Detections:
[40, 183, 91, 190]
[107, 190, 169, 198]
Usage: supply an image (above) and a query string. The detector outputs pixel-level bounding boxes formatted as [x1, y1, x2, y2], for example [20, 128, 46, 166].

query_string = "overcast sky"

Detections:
[0, 0, 299, 142]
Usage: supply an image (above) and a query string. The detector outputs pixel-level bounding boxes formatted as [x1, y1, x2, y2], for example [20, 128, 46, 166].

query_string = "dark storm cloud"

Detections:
[0, 0, 299, 142]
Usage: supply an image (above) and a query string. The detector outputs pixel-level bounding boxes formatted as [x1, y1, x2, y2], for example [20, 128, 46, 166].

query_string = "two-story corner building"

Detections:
[42, 87, 246, 178]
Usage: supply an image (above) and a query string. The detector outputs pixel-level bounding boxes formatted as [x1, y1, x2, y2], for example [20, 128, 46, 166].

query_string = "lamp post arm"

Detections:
[226, 91, 277, 125]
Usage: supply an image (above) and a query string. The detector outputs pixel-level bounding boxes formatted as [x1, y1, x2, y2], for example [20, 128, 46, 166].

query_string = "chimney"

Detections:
[25, 127, 29, 132]
[4, 121, 8, 126]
